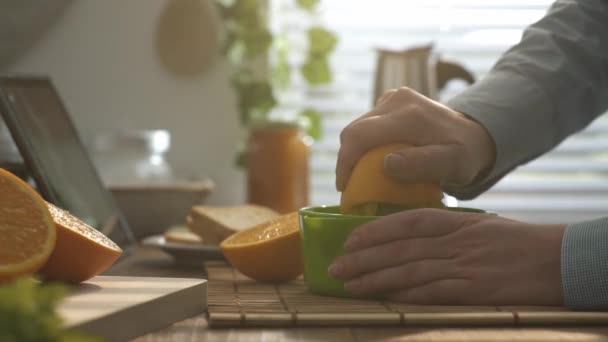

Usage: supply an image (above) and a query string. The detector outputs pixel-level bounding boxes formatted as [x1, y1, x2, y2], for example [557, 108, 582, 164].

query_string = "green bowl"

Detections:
[298, 205, 491, 298]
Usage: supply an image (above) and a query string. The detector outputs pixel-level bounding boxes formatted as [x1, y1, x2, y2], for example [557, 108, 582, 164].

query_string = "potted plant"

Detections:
[214, 0, 337, 213]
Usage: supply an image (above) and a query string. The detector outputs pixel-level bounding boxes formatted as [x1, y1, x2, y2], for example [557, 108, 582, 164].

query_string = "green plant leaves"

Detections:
[296, 0, 320, 11]
[218, 0, 276, 128]
[308, 27, 338, 56]
[301, 57, 331, 85]
[240, 29, 273, 58]
[301, 26, 337, 84]
[215, 0, 336, 161]
[232, 78, 277, 125]
[0, 277, 100, 342]
[272, 34, 291, 90]
[218, 0, 271, 60]
[298, 108, 322, 140]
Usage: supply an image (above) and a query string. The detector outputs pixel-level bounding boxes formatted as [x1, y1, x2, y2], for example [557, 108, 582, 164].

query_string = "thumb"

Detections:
[384, 144, 475, 186]
[376, 89, 397, 105]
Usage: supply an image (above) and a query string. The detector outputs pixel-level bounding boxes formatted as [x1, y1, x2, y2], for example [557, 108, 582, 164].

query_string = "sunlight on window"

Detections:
[271, 0, 608, 224]
[463, 29, 524, 46]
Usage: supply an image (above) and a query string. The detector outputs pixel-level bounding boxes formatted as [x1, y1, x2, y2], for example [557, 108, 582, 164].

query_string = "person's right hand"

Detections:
[336, 87, 496, 191]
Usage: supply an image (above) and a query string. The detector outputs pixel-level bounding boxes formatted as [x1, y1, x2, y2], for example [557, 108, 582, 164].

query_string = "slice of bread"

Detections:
[164, 225, 203, 244]
[187, 205, 279, 245]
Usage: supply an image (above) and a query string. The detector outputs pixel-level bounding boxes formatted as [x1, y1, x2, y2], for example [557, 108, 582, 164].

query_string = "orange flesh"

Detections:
[0, 176, 51, 264]
[222, 212, 299, 246]
[46, 203, 120, 251]
[40, 203, 122, 283]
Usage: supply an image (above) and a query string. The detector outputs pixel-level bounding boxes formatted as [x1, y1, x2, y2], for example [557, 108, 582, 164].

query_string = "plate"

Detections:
[141, 235, 225, 265]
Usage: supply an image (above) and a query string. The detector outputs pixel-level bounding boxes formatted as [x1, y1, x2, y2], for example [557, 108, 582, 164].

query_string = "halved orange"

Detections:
[0, 168, 56, 282]
[38, 203, 123, 283]
[220, 212, 302, 283]
[340, 143, 444, 215]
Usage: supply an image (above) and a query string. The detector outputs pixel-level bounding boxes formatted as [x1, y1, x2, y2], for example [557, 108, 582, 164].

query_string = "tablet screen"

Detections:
[0, 76, 135, 250]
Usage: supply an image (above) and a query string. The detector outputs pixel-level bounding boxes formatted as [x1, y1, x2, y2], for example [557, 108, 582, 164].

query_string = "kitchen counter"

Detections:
[109, 247, 608, 341]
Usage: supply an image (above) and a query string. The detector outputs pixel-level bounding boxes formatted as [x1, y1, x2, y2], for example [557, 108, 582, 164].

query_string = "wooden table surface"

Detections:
[107, 247, 608, 341]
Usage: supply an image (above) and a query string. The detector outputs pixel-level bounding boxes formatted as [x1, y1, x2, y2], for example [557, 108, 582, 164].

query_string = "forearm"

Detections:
[445, 0, 608, 199]
[562, 217, 608, 310]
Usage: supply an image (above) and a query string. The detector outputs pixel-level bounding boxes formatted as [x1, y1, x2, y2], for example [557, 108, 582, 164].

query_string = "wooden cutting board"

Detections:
[58, 276, 207, 341]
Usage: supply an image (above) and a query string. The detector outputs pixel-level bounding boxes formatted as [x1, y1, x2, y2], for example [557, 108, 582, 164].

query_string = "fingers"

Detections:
[343, 258, 463, 295]
[344, 208, 467, 252]
[346, 89, 400, 128]
[387, 278, 472, 304]
[376, 89, 397, 105]
[336, 88, 427, 191]
[336, 112, 433, 191]
[384, 144, 476, 186]
[329, 237, 451, 280]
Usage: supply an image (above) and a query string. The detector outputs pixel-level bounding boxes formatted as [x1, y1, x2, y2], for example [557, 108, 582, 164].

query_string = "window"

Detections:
[270, 0, 608, 224]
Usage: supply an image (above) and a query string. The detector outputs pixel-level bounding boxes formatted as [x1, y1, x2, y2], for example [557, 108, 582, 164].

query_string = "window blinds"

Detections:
[270, 0, 608, 224]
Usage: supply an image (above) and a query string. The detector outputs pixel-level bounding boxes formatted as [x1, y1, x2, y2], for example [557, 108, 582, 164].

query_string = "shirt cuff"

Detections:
[444, 70, 556, 200]
[561, 217, 608, 310]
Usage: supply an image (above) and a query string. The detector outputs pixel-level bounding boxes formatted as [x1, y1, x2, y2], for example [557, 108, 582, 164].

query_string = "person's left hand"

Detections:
[328, 209, 566, 306]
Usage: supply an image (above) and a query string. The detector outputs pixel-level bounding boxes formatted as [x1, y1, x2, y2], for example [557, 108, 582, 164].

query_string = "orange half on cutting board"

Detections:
[38, 203, 123, 283]
[220, 212, 302, 283]
[0, 168, 56, 282]
[340, 143, 444, 215]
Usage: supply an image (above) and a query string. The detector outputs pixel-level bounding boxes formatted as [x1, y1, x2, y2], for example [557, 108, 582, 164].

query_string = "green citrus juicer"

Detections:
[298, 205, 491, 298]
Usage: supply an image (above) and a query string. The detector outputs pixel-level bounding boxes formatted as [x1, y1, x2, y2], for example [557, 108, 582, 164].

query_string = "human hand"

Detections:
[336, 87, 496, 191]
[328, 209, 566, 306]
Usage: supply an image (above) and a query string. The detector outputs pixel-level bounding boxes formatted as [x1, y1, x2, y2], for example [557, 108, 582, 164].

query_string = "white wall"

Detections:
[2, 0, 245, 205]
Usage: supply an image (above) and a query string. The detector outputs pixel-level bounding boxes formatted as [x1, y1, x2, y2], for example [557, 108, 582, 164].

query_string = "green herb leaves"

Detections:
[0, 277, 99, 342]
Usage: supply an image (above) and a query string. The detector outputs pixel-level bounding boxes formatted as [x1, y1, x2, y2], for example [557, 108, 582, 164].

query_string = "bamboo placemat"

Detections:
[205, 262, 608, 328]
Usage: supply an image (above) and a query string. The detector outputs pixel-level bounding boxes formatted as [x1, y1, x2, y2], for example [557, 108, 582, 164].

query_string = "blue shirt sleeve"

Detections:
[440, 0, 608, 310]
[562, 218, 608, 310]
